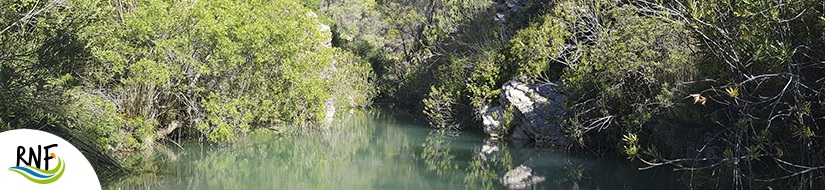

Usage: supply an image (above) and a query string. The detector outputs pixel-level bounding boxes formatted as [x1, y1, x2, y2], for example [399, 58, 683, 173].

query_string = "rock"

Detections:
[500, 78, 566, 144]
[305, 11, 318, 18]
[510, 124, 529, 140]
[494, 12, 507, 23]
[501, 165, 546, 189]
[482, 106, 505, 136]
[510, 137, 530, 149]
[318, 22, 331, 33]
[318, 23, 331, 47]
[510, 5, 524, 11]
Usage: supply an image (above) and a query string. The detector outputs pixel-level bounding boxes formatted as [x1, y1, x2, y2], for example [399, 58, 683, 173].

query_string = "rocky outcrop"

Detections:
[500, 165, 546, 189]
[502, 79, 566, 143]
[482, 78, 566, 144]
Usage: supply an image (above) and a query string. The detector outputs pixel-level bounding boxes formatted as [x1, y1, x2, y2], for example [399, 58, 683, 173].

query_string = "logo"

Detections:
[9, 144, 66, 184]
[0, 129, 101, 190]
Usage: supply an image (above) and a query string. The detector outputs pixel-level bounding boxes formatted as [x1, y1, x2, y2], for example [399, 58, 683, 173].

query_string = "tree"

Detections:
[84, 0, 374, 142]
[2, 0, 376, 151]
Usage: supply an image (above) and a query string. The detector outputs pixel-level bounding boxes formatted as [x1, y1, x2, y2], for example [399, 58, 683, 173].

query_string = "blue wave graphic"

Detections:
[9, 166, 55, 179]
[9, 156, 65, 184]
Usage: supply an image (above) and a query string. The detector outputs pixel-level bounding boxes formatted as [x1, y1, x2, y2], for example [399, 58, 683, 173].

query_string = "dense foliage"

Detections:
[323, 0, 824, 188]
[1, 0, 374, 151]
[508, 0, 824, 188]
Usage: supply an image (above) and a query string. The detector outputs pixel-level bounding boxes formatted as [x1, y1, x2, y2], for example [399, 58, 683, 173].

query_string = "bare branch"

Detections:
[753, 157, 825, 182]
[0, 0, 64, 35]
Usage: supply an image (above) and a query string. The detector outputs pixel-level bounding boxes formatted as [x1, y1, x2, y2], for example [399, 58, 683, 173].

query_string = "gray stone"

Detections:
[499, 78, 566, 144]
[318, 22, 331, 47]
[482, 106, 505, 137]
[500, 165, 546, 189]
[494, 12, 507, 23]
[510, 124, 529, 140]
[510, 5, 524, 11]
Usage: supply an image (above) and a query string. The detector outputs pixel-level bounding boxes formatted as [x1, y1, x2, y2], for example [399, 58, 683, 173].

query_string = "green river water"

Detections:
[106, 110, 686, 189]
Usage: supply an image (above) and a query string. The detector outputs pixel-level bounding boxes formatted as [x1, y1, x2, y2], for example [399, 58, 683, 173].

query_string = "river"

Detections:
[105, 109, 686, 189]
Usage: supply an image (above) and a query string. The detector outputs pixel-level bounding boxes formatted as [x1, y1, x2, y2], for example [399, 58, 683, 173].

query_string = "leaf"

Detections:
[725, 86, 739, 100]
[622, 133, 638, 144]
[689, 94, 707, 105]
[746, 145, 761, 161]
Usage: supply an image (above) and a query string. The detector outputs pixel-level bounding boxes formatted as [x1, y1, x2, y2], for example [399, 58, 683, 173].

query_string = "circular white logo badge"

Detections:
[0, 129, 101, 189]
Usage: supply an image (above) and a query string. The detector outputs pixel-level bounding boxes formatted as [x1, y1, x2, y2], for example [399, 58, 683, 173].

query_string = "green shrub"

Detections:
[66, 89, 142, 150]
[1, 0, 376, 152]
[83, 0, 375, 142]
[423, 85, 456, 129]
[0, 0, 103, 130]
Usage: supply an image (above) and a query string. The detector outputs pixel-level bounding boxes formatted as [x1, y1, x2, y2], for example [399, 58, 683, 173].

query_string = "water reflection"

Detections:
[107, 110, 683, 190]
[465, 138, 512, 190]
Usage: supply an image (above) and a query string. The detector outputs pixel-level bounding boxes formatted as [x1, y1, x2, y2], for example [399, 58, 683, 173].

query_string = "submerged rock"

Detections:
[501, 165, 546, 189]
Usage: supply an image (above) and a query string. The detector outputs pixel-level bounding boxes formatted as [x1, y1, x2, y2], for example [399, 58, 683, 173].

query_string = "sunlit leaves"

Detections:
[83, 0, 374, 141]
[725, 86, 739, 104]
[622, 133, 640, 159]
[505, 14, 570, 78]
[799, 102, 811, 116]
